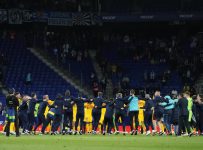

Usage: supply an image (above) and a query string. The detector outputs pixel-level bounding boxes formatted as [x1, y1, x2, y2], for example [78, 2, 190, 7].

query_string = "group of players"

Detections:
[3, 88, 203, 137]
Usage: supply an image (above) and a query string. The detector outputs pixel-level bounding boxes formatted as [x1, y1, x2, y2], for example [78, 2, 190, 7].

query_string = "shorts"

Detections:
[6, 108, 15, 122]
[154, 111, 163, 121]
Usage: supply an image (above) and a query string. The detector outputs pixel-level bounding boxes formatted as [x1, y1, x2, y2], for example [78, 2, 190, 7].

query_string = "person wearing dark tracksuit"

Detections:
[191, 99, 199, 132]
[144, 95, 154, 135]
[5, 88, 20, 137]
[127, 89, 139, 135]
[51, 94, 64, 135]
[171, 98, 179, 135]
[153, 91, 167, 135]
[33, 95, 49, 133]
[103, 99, 114, 135]
[177, 94, 192, 136]
[41, 108, 55, 134]
[114, 93, 128, 135]
[18, 96, 29, 133]
[196, 94, 203, 135]
[153, 95, 166, 121]
[63, 90, 74, 134]
[92, 92, 105, 134]
[73, 97, 91, 135]
[26, 92, 37, 133]
[198, 103, 203, 134]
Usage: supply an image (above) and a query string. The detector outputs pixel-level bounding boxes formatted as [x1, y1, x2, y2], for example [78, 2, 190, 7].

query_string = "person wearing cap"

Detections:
[5, 88, 20, 137]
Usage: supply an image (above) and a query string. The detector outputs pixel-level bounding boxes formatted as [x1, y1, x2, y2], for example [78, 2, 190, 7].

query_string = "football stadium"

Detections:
[0, 0, 203, 150]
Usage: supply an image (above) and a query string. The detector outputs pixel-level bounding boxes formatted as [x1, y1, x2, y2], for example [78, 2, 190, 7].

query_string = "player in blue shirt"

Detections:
[128, 89, 139, 135]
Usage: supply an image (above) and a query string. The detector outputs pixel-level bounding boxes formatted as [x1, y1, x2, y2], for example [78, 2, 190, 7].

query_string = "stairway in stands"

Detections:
[89, 50, 113, 98]
[29, 48, 92, 96]
[0, 37, 82, 99]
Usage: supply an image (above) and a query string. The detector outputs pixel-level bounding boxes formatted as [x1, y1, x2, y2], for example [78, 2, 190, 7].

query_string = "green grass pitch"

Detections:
[0, 134, 202, 150]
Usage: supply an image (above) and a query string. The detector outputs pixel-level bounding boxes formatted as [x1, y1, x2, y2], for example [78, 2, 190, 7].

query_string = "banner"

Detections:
[0, 9, 7, 23]
[2, 9, 203, 25]
[23, 10, 33, 22]
[8, 9, 22, 24]
[92, 14, 102, 25]
[32, 11, 48, 22]
[48, 18, 72, 26]
[49, 11, 71, 18]
[72, 13, 92, 26]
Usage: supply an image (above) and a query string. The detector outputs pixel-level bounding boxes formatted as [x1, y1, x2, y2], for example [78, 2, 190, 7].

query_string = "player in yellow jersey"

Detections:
[72, 103, 77, 131]
[44, 99, 54, 117]
[138, 99, 146, 134]
[15, 92, 22, 132]
[43, 99, 54, 133]
[84, 99, 94, 133]
[98, 105, 106, 133]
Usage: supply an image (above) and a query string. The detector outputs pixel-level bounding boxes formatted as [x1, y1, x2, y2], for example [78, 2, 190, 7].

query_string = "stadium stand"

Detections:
[0, 34, 79, 99]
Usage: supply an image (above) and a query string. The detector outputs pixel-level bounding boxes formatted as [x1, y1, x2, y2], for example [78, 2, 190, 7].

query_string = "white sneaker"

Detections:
[146, 131, 151, 136]
[24, 130, 30, 135]
[10, 131, 16, 135]
[182, 133, 189, 136]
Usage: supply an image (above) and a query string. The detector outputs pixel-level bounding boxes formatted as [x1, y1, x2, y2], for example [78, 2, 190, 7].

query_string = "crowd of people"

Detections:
[23, 28, 202, 98]
[96, 31, 202, 95]
[1, 88, 203, 137]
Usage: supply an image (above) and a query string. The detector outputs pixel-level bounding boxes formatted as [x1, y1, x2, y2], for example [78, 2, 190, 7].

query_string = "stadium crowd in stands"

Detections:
[97, 31, 201, 95]
[31, 29, 202, 96]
